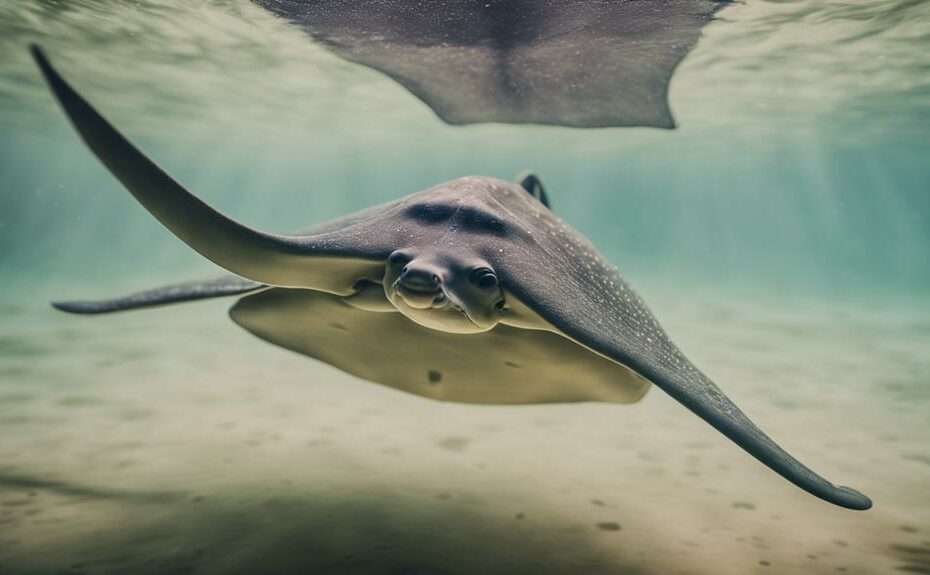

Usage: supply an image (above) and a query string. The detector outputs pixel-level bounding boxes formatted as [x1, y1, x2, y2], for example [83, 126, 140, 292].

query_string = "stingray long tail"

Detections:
[52, 277, 265, 314]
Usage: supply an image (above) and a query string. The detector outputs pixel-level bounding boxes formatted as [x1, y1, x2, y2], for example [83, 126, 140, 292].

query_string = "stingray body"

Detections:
[32, 46, 871, 510]
[255, 0, 727, 128]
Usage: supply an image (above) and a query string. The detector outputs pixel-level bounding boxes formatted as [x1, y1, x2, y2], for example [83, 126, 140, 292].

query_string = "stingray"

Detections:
[31, 46, 871, 510]
[254, 0, 727, 129]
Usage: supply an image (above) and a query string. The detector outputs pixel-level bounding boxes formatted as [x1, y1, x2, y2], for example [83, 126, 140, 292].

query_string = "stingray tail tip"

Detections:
[835, 486, 873, 511]
[51, 300, 97, 315]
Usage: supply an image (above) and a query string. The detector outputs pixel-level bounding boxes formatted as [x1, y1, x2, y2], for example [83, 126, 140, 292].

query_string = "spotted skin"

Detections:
[34, 45, 870, 511]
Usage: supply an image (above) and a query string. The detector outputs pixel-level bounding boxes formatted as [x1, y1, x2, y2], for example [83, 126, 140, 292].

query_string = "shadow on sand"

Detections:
[0, 470, 644, 575]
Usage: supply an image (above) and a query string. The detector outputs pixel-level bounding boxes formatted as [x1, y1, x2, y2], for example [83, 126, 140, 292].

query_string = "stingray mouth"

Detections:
[393, 282, 456, 311]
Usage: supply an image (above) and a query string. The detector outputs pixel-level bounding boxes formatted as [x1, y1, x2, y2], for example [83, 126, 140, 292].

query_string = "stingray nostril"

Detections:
[401, 267, 441, 291]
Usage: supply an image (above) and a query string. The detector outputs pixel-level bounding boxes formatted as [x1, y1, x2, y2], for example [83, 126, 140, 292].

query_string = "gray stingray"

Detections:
[254, 0, 727, 129]
[31, 46, 871, 511]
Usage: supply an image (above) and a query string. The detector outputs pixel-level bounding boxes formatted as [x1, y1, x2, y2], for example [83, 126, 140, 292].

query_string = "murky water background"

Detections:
[1, 1, 929, 573]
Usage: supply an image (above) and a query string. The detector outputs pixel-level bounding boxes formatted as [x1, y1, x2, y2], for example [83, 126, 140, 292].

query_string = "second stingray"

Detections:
[254, 0, 727, 129]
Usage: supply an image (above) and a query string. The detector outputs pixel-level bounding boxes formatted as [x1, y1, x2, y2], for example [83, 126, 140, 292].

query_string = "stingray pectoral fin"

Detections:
[632, 360, 873, 510]
[583, 332, 870, 509]
[51, 276, 265, 315]
[31, 46, 391, 291]
[503, 276, 871, 510]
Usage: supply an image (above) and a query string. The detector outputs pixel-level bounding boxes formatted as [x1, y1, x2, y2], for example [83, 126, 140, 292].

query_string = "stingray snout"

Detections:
[398, 266, 442, 292]
[393, 265, 446, 309]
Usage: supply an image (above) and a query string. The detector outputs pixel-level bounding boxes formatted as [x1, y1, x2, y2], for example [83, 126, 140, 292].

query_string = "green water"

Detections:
[1, 1, 929, 574]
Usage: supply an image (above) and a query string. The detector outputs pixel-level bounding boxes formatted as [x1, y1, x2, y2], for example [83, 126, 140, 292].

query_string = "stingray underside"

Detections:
[230, 288, 650, 405]
[256, 0, 727, 128]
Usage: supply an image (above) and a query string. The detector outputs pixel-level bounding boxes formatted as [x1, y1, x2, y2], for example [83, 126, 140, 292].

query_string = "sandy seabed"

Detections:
[0, 286, 928, 575]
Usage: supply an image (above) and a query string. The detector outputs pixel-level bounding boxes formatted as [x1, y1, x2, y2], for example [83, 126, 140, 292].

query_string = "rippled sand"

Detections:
[0, 288, 928, 574]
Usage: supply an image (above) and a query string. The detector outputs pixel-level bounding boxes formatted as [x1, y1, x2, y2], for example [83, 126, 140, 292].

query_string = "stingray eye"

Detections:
[389, 250, 412, 266]
[470, 267, 498, 289]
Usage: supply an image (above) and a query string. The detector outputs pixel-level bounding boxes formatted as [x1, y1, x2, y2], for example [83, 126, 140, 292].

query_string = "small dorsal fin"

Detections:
[516, 172, 550, 209]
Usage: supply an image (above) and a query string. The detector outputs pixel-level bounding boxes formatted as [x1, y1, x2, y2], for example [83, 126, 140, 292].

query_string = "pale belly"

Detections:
[230, 288, 651, 405]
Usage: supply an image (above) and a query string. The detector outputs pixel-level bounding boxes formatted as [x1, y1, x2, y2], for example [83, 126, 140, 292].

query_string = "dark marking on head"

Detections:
[731, 501, 756, 510]
[404, 203, 508, 236]
[504, 361, 522, 369]
[405, 202, 455, 224]
[459, 207, 506, 235]
[427, 370, 442, 384]
[596, 522, 621, 532]
[328, 322, 348, 331]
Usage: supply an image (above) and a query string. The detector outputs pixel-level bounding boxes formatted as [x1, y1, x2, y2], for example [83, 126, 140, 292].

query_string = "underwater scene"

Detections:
[1, 1, 929, 573]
